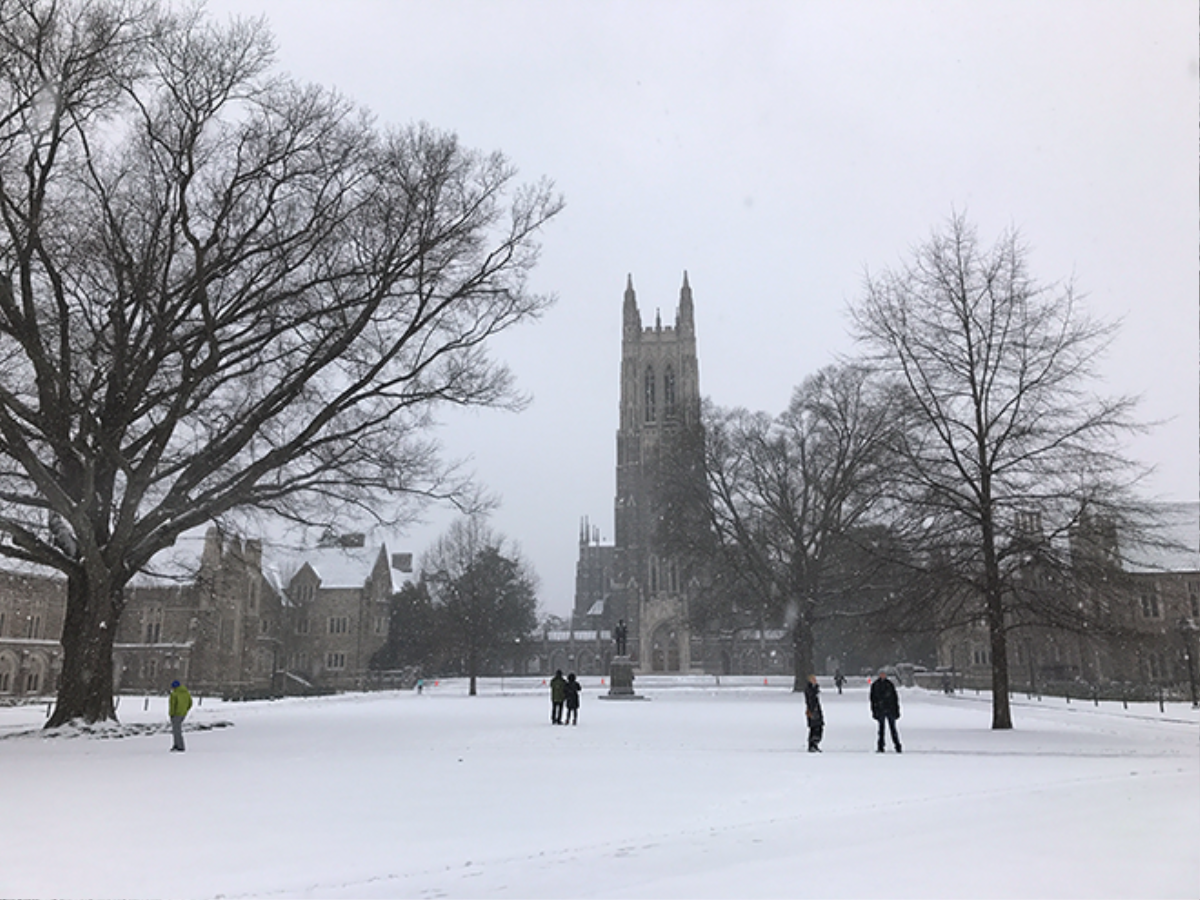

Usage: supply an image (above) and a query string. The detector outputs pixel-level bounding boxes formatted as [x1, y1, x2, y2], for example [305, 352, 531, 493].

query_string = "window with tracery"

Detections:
[664, 365, 676, 415]
[644, 365, 656, 422]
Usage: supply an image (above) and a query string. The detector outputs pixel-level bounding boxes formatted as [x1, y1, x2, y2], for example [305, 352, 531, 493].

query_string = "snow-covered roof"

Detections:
[263, 543, 390, 593]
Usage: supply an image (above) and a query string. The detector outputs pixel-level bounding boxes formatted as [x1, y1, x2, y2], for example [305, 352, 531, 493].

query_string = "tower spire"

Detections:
[623, 273, 641, 339]
[678, 269, 694, 335]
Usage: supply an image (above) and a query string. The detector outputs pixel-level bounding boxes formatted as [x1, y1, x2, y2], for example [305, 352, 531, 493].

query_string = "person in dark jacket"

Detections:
[563, 672, 581, 725]
[804, 674, 824, 752]
[168, 679, 192, 752]
[833, 668, 846, 694]
[549, 670, 566, 724]
[869, 670, 902, 752]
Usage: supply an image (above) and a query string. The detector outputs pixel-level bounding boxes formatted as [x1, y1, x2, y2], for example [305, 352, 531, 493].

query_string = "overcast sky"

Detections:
[207, 0, 1199, 617]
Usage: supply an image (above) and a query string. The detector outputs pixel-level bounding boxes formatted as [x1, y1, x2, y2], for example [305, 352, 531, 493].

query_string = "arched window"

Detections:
[648, 555, 659, 593]
[644, 365, 656, 422]
[664, 365, 676, 415]
[0, 652, 16, 693]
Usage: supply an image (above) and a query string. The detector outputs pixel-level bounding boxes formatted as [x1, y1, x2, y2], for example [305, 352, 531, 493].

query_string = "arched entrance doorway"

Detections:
[650, 622, 681, 672]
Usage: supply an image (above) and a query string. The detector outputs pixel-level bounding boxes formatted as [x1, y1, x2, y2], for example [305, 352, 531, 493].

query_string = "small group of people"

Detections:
[548, 669, 581, 725]
[803, 669, 902, 753]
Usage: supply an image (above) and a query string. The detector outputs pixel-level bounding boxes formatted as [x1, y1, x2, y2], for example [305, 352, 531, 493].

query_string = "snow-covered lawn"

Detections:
[1, 677, 1197, 899]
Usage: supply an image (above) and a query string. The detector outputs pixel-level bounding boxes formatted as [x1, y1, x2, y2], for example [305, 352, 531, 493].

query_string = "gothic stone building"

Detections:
[569, 273, 794, 676]
[0, 527, 397, 701]
[937, 503, 1200, 697]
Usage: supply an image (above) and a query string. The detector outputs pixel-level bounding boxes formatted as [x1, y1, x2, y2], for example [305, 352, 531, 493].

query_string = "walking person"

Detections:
[168, 679, 192, 752]
[804, 674, 824, 752]
[833, 668, 846, 695]
[869, 670, 902, 753]
[563, 672, 581, 725]
[549, 669, 566, 724]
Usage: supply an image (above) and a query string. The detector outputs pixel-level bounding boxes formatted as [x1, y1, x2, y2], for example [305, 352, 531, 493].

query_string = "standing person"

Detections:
[833, 668, 845, 695]
[804, 674, 824, 752]
[168, 679, 192, 752]
[614, 619, 628, 656]
[549, 669, 566, 724]
[869, 670, 902, 753]
[563, 672, 581, 725]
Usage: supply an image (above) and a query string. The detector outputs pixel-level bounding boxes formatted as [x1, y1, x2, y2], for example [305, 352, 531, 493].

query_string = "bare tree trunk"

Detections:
[983, 518, 1013, 729]
[987, 603, 1012, 729]
[791, 614, 814, 692]
[47, 576, 121, 727]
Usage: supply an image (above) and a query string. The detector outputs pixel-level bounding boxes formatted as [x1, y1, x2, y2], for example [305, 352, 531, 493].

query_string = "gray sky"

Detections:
[208, 0, 1199, 617]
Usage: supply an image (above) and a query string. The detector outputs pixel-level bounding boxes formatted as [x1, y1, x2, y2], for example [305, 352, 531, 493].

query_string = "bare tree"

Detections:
[422, 515, 538, 696]
[662, 363, 899, 688]
[0, 1, 562, 724]
[852, 213, 1150, 729]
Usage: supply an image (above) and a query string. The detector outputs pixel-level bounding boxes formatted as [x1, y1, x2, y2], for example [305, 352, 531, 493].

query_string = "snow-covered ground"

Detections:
[1, 677, 1197, 900]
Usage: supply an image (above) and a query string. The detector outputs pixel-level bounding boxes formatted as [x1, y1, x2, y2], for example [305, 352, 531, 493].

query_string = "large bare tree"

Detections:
[0, 0, 562, 724]
[662, 363, 899, 688]
[852, 214, 1149, 729]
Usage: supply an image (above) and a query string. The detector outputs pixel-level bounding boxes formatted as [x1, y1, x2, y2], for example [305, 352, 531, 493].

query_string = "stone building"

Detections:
[937, 502, 1200, 698]
[270, 537, 395, 692]
[0, 527, 398, 701]
[572, 273, 708, 673]
[0, 566, 66, 698]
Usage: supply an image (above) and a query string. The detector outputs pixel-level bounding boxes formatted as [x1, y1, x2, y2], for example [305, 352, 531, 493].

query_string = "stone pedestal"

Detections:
[603, 656, 644, 700]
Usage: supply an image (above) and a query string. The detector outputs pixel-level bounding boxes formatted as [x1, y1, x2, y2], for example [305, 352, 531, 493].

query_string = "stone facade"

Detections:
[572, 273, 709, 673]
[936, 503, 1200, 698]
[0, 568, 66, 698]
[0, 527, 397, 702]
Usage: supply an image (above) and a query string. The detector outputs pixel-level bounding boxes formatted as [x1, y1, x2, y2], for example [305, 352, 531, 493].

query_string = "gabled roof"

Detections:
[264, 543, 392, 594]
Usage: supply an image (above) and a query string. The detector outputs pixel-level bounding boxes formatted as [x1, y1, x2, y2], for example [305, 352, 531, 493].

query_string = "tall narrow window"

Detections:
[644, 365, 656, 422]
[664, 365, 676, 415]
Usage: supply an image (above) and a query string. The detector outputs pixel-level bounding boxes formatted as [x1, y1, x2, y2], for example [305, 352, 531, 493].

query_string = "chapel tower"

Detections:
[612, 272, 703, 671]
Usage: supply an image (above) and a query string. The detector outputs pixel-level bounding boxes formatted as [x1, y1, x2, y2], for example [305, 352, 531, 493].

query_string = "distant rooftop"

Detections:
[1125, 501, 1200, 573]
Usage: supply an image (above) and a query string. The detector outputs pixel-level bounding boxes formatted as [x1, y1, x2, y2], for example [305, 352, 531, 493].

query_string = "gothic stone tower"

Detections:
[613, 272, 703, 672]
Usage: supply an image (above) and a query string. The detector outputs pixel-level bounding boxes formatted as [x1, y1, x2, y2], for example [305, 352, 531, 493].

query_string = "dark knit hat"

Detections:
[171, 680, 181, 688]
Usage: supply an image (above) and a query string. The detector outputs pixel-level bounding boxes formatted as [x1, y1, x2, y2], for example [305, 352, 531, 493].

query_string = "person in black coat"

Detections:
[804, 674, 824, 752]
[549, 670, 566, 724]
[869, 670, 902, 752]
[563, 672, 581, 725]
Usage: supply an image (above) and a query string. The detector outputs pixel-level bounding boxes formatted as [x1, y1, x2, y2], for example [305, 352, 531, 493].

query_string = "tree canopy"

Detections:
[660, 363, 900, 688]
[421, 515, 538, 696]
[852, 213, 1148, 728]
[0, 0, 561, 724]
